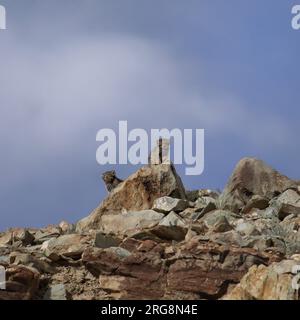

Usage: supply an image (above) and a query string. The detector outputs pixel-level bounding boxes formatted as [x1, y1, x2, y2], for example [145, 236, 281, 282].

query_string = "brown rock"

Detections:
[223, 262, 299, 300]
[76, 164, 186, 232]
[219, 158, 297, 213]
[0, 265, 40, 300]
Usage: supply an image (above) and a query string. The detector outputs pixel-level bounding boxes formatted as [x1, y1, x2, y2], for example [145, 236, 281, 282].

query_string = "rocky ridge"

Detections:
[1, 157, 300, 300]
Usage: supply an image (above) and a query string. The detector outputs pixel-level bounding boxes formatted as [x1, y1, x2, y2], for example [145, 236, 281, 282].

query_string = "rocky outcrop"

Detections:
[0, 157, 300, 300]
[223, 259, 300, 300]
[76, 164, 186, 232]
[219, 158, 297, 213]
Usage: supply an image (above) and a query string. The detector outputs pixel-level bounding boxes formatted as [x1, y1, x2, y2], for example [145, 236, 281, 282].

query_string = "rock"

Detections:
[236, 221, 260, 236]
[223, 262, 298, 300]
[9, 252, 56, 274]
[186, 189, 219, 202]
[219, 158, 297, 213]
[179, 207, 199, 219]
[152, 211, 188, 241]
[211, 215, 232, 233]
[76, 164, 186, 232]
[0, 265, 40, 300]
[34, 227, 61, 244]
[100, 210, 164, 237]
[42, 234, 90, 261]
[0, 232, 12, 246]
[202, 210, 239, 228]
[276, 189, 300, 219]
[44, 284, 68, 300]
[152, 196, 188, 214]
[194, 197, 216, 210]
[166, 242, 276, 299]
[242, 195, 269, 213]
[59, 221, 74, 234]
[94, 232, 121, 249]
[192, 201, 217, 221]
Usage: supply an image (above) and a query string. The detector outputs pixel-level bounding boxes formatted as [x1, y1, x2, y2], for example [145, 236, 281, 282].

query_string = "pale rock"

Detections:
[100, 210, 164, 236]
[152, 196, 188, 214]
[76, 164, 186, 232]
[152, 211, 188, 241]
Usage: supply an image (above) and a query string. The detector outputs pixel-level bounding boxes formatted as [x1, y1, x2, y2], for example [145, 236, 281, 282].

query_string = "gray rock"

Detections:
[192, 201, 217, 221]
[100, 210, 164, 236]
[42, 234, 90, 261]
[94, 232, 121, 249]
[276, 189, 300, 219]
[202, 210, 239, 228]
[242, 195, 269, 213]
[152, 196, 188, 214]
[236, 221, 260, 236]
[211, 215, 232, 233]
[219, 158, 297, 213]
[152, 211, 187, 241]
[44, 284, 68, 300]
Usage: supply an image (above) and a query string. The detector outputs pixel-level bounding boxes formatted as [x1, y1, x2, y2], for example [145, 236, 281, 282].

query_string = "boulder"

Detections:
[152, 196, 188, 214]
[76, 164, 186, 232]
[276, 189, 300, 219]
[223, 262, 298, 300]
[44, 284, 68, 300]
[94, 232, 121, 249]
[41, 234, 91, 261]
[100, 210, 164, 237]
[219, 158, 297, 213]
[152, 211, 188, 241]
[0, 265, 40, 300]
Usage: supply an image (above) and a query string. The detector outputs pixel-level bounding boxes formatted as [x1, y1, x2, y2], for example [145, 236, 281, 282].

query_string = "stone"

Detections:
[152, 196, 188, 214]
[0, 265, 40, 300]
[100, 210, 164, 236]
[0, 232, 12, 246]
[242, 195, 269, 213]
[42, 234, 90, 261]
[152, 211, 188, 241]
[94, 232, 121, 249]
[276, 189, 300, 219]
[166, 242, 275, 299]
[186, 189, 219, 202]
[219, 158, 297, 213]
[76, 164, 186, 232]
[223, 263, 298, 300]
[59, 221, 75, 234]
[202, 210, 239, 228]
[236, 221, 260, 236]
[211, 215, 232, 233]
[34, 227, 61, 244]
[44, 284, 68, 300]
[9, 252, 56, 274]
[192, 201, 217, 221]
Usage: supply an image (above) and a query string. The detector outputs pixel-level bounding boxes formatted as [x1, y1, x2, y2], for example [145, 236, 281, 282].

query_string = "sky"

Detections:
[0, 0, 300, 230]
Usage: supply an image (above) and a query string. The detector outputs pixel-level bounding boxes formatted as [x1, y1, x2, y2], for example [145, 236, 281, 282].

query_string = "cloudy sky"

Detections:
[0, 0, 299, 229]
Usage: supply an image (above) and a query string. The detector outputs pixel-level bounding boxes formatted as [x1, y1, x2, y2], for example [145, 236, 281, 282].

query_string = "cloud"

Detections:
[0, 33, 293, 185]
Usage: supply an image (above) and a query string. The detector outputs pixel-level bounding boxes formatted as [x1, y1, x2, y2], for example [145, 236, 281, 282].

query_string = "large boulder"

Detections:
[99, 210, 164, 237]
[41, 234, 91, 261]
[219, 158, 297, 213]
[76, 164, 186, 232]
[223, 260, 299, 300]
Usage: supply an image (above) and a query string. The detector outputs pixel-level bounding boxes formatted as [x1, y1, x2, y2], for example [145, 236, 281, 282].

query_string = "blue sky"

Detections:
[0, 0, 299, 229]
